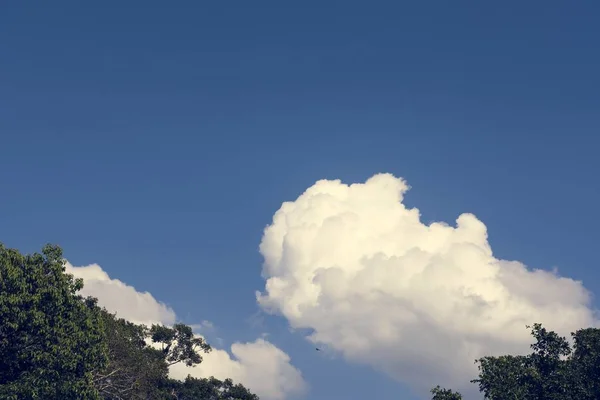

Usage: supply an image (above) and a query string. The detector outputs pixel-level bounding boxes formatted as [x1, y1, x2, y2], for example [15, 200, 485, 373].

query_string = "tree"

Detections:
[430, 385, 462, 400]
[469, 355, 531, 400]
[432, 323, 600, 400]
[173, 376, 260, 400]
[93, 314, 258, 400]
[564, 327, 600, 400]
[93, 311, 169, 399]
[150, 323, 212, 367]
[0, 242, 260, 400]
[0, 243, 108, 399]
[472, 323, 573, 400]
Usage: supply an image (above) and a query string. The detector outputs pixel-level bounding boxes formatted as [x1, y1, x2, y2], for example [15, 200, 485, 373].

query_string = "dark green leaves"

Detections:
[174, 376, 260, 400]
[150, 323, 212, 367]
[430, 385, 463, 400]
[434, 323, 600, 400]
[0, 242, 259, 399]
[0, 243, 107, 399]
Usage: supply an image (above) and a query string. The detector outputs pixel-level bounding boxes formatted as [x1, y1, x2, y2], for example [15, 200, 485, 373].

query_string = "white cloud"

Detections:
[66, 262, 177, 326]
[66, 261, 306, 400]
[170, 339, 306, 400]
[256, 173, 599, 397]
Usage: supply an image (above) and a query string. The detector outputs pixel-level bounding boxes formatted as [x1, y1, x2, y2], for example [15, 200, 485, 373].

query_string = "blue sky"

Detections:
[2, 2, 600, 399]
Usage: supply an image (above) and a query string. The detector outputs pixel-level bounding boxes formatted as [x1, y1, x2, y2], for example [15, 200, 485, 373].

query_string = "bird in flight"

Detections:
[315, 347, 321, 351]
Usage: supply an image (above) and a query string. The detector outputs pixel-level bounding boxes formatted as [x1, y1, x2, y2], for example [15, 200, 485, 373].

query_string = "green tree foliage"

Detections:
[94, 311, 257, 400]
[150, 323, 212, 367]
[93, 311, 169, 399]
[0, 243, 107, 399]
[430, 385, 463, 400]
[432, 323, 600, 400]
[173, 376, 260, 400]
[472, 323, 575, 400]
[0, 242, 259, 400]
[569, 327, 600, 399]
[470, 355, 531, 400]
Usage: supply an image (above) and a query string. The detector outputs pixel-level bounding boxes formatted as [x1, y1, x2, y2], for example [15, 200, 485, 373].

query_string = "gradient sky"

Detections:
[2, 2, 600, 399]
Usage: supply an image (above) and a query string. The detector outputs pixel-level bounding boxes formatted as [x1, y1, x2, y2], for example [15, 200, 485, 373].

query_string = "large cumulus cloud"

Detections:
[66, 262, 306, 400]
[256, 173, 598, 396]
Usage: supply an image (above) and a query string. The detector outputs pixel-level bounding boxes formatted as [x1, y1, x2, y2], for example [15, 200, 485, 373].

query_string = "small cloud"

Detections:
[190, 320, 216, 334]
[170, 339, 307, 400]
[65, 262, 176, 326]
[66, 261, 307, 400]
